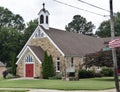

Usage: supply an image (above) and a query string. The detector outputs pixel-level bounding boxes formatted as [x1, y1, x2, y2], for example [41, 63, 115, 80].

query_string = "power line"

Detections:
[53, 0, 108, 17]
[78, 0, 110, 12]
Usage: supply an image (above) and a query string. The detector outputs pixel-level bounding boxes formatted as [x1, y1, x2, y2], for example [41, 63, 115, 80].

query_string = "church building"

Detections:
[16, 4, 106, 78]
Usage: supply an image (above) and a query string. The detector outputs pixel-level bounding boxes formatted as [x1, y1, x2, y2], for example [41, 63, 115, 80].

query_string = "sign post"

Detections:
[109, 0, 120, 92]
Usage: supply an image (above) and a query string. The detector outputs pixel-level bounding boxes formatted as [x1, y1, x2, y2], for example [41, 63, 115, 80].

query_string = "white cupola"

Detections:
[38, 3, 50, 30]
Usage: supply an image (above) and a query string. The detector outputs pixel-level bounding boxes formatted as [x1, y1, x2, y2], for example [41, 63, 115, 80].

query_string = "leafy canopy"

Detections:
[0, 6, 25, 67]
[0, 7, 25, 31]
[65, 15, 95, 35]
[96, 12, 120, 37]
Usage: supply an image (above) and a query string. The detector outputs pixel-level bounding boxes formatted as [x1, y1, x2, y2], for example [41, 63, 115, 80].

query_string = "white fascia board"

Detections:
[38, 26, 65, 56]
[16, 46, 42, 64]
[17, 26, 39, 58]
[17, 25, 64, 60]
[16, 46, 29, 64]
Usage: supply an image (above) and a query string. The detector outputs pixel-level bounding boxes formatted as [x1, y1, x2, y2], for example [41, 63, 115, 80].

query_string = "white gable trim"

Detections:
[38, 26, 65, 56]
[16, 46, 42, 64]
[17, 25, 65, 61]
[17, 26, 40, 58]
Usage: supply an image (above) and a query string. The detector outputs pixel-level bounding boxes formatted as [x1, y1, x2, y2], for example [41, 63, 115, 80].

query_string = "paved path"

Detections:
[29, 89, 116, 92]
[0, 88, 116, 92]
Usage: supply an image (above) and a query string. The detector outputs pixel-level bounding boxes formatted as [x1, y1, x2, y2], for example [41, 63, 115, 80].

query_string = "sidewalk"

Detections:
[0, 88, 116, 92]
[29, 89, 116, 92]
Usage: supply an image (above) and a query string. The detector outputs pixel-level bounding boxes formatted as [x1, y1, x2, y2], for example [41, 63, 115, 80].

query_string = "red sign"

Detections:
[109, 38, 120, 48]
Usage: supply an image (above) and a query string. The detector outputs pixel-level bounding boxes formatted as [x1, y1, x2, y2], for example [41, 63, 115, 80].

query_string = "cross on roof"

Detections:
[43, 3, 45, 9]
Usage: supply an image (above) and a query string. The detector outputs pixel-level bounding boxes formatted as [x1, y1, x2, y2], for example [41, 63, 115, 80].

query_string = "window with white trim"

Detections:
[26, 55, 33, 62]
[46, 16, 48, 24]
[40, 15, 44, 24]
[34, 29, 44, 38]
[56, 57, 60, 72]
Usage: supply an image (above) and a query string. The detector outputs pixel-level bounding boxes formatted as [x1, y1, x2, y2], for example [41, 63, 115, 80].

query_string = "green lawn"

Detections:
[0, 77, 117, 90]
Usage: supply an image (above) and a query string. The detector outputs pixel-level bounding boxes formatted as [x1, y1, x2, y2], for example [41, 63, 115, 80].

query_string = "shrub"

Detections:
[78, 69, 94, 78]
[6, 73, 15, 79]
[49, 73, 62, 80]
[94, 73, 103, 77]
[42, 51, 55, 79]
[101, 67, 113, 77]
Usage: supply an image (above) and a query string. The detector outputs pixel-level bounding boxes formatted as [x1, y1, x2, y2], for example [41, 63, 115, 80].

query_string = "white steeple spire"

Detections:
[38, 3, 50, 30]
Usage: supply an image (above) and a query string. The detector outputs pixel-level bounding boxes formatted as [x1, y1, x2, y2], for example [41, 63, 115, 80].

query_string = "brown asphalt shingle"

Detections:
[29, 46, 44, 62]
[42, 26, 105, 57]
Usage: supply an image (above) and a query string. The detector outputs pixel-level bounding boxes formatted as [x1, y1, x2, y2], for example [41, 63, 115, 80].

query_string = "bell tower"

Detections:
[38, 3, 50, 30]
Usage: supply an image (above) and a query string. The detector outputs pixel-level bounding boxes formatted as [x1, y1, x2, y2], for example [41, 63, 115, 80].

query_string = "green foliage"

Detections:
[6, 73, 15, 79]
[0, 6, 26, 66]
[65, 15, 95, 35]
[78, 69, 94, 78]
[96, 12, 120, 37]
[0, 7, 38, 67]
[49, 55, 55, 77]
[101, 67, 113, 77]
[11, 53, 17, 76]
[42, 51, 55, 79]
[0, 27, 23, 66]
[23, 19, 38, 44]
[85, 51, 113, 68]
[85, 48, 120, 69]
[0, 7, 25, 30]
[49, 73, 62, 80]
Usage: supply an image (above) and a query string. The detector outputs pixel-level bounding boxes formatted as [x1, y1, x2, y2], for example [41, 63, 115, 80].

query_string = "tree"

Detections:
[65, 15, 95, 35]
[84, 48, 120, 69]
[96, 12, 120, 37]
[11, 53, 17, 75]
[49, 55, 55, 77]
[42, 51, 55, 79]
[84, 51, 113, 68]
[0, 27, 23, 66]
[0, 7, 25, 66]
[23, 19, 38, 44]
[0, 7, 25, 31]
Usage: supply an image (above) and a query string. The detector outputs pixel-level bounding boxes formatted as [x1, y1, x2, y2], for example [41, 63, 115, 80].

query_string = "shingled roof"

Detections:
[41, 26, 105, 57]
[29, 46, 44, 62]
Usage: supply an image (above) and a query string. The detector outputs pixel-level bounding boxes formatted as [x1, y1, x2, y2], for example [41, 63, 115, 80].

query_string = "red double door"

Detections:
[26, 64, 34, 77]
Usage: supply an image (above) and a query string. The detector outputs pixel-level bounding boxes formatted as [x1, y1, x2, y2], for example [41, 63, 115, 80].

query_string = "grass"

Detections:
[0, 77, 116, 90]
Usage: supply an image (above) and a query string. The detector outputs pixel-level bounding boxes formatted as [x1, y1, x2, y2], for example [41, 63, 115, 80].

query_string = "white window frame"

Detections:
[56, 57, 60, 72]
[25, 54, 34, 64]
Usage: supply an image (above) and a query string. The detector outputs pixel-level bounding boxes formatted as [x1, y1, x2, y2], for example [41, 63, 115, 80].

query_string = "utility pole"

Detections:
[109, 0, 120, 92]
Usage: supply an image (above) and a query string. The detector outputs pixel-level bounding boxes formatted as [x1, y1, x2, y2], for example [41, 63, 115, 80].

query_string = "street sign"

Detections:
[103, 47, 111, 51]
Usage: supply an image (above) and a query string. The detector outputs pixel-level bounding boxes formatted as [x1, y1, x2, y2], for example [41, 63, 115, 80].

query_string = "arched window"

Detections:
[40, 15, 44, 24]
[46, 16, 48, 24]
[26, 55, 33, 62]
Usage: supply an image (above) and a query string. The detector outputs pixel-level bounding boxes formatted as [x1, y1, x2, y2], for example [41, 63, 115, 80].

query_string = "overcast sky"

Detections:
[0, 0, 120, 32]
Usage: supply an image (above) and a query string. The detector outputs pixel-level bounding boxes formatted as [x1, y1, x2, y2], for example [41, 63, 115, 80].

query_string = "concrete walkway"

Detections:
[0, 88, 116, 92]
[29, 89, 116, 92]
